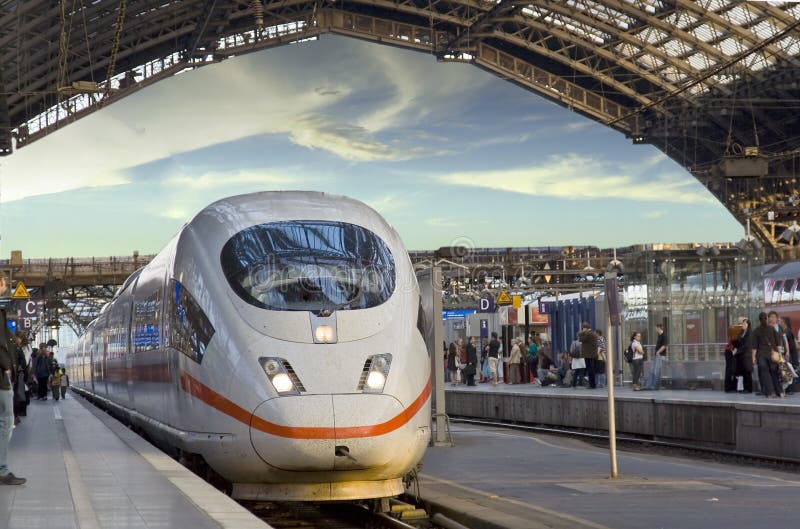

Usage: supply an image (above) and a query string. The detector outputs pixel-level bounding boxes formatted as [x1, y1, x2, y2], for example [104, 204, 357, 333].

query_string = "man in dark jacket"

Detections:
[578, 322, 598, 389]
[0, 274, 26, 485]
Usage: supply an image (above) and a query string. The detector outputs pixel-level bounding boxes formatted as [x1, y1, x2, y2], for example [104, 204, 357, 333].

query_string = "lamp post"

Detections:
[605, 252, 623, 479]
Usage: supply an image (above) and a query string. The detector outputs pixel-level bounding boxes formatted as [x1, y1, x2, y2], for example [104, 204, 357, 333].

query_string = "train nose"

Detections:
[249, 394, 405, 472]
[250, 395, 336, 471]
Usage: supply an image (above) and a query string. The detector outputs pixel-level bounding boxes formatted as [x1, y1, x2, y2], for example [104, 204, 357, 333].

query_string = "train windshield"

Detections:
[221, 221, 396, 312]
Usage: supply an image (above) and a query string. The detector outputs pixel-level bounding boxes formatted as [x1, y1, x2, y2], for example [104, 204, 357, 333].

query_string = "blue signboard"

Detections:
[442, 309, 475, 320]
[479, 319, 488, 340]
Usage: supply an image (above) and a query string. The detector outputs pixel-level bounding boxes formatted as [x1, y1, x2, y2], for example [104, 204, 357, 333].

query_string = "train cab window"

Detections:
[167, 279, 214, 363]
[220, 221, 396, 312]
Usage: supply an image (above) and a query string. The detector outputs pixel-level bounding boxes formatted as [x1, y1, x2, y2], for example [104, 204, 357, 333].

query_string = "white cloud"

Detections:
[162, 169, 296, 190]
[644, 210, 667, 219]
[437, 154, 716, 205]
[363, 192, 413, 214]
[288, 114, 448, 161]
[2, 37, 479, 203]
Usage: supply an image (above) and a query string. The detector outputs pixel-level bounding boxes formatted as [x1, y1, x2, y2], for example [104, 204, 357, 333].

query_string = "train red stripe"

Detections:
[179, 371, 431, 439]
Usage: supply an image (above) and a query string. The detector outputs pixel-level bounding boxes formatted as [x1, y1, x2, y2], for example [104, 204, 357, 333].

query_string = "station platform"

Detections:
[412, 422, 800, 529]
[0, 394, 269, 529]
[444, 383, 800, 461]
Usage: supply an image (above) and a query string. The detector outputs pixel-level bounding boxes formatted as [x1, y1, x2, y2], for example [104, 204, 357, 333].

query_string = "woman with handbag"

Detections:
[752, 312, 783, 398]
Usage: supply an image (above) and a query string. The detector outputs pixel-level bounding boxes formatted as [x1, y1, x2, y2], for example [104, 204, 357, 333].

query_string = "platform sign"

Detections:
[512, 295, 522, 309]
[478, 295, 495, 313]
[11, 282, 30, 299]
[21, 300, 37, 318]
[479, 319, 488, 340]
[496, 290, 512, 305]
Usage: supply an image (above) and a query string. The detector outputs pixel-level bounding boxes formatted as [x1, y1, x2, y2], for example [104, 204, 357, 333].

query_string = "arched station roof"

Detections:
[1, 1, 799, 252]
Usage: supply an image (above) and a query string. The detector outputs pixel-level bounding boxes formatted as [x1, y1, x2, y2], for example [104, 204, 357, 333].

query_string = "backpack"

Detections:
[624, 344, 634, 363]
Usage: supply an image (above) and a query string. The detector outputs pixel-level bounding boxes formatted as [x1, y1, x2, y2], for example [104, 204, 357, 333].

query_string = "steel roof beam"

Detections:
[445, 0, 521, 51]
[491, 14, 685, 104]
[598, 0, 731, 66]
[471, 41, 634, 130]
[674, 0, 800, 67]
[535, 0, 730, 96]
[7, 7, 200, 111]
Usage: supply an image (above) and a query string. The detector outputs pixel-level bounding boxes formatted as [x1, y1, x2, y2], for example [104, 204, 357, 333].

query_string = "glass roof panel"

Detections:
[659, 65, 687, 83]
[721, 5, 756, 26]
[566, 0, 633, 30]
[717, 37, 746, 56]
[637, 27, 670, 46]
[751, 19, 781, 40]
[743, 53, 772, 72]
[777, 36, 800, 57]
[705, 0, 729, 11]
[788, 5, 800, 19]
[615, 42, 639, 58]
[662, 39, 690, 58]
[686, 52, 716, 71]
[664, 11, 698, 31]
[691, 24, 720, 43]
[636, 53, 664, 70]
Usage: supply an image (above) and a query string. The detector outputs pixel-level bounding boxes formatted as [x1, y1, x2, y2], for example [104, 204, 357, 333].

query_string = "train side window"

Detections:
[133, 290, 161, 353]
[167, 279, 214, 363]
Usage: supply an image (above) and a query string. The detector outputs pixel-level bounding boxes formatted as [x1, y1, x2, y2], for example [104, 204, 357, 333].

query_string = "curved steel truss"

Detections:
[1, 1, 799, 253]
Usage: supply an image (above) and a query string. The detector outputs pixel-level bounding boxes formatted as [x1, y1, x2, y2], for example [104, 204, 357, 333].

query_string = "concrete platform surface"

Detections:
[0, 394, 269, 529]
[414, 423, 800, 529]
[446, 382, 800, 406]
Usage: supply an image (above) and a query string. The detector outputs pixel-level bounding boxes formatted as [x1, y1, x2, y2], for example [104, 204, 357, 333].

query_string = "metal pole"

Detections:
[606, 310, 618, 478]
[432, 266, 448, 446]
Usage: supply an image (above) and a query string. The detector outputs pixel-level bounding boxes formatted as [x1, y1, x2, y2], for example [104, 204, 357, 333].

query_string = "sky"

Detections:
[0, 35, 745, 258]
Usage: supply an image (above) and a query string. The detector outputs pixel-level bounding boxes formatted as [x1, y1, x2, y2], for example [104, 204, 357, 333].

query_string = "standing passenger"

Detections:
[643, 324, 667, 390]
[34, 344, 51, 400]
[447, 343, 459, 386]
[595, 330, 607, 388]
[780, 318, 798, 394]
[49, 368, 63, 401]
[733, 318, 753, 393]
[59, 367, 70, 399]
[465, 337, 478, 387]
[753, 312, 783, 398]
[509, 338, 522, 384]
[578, 323, 598, 389]
[0, 273, 26, 485]
[527, 339, 539, 384]
[630, 332, 645, 391]
[488, 332, 500, 386]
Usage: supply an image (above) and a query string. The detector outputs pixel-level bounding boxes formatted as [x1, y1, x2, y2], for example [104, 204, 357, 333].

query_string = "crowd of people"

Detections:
[444, 311, 799, 400]
[722, 310, 798, 398]
[445, 323, 612, 389]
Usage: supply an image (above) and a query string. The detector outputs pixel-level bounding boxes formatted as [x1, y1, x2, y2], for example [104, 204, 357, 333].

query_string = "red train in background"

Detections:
[764, 260, 800, 341]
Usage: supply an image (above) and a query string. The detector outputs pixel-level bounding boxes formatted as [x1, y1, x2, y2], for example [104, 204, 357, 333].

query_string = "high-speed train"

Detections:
[66, 191, 431, 501]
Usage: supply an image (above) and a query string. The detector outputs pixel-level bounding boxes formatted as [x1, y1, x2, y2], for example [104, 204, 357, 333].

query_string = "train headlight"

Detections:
[314, 325, 335, 343]
[271, 373, 295, 393]
[359, 354, 392, 393]
[259, 357, 304, 396]
[366, 370, 386, 390]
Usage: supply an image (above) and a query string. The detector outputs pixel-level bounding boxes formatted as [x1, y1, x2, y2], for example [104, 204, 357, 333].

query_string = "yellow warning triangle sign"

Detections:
[11, 281, 30, 299]
[496, 290, 512, 305]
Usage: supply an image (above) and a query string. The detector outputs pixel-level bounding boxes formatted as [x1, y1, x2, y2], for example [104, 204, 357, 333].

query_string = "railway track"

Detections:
[243, 497, 468, 529]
